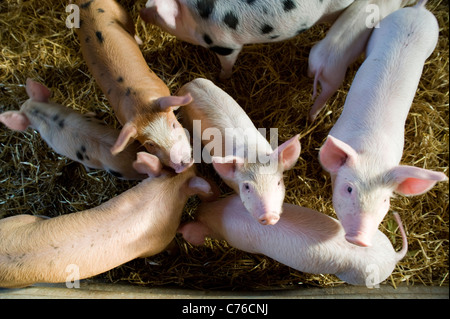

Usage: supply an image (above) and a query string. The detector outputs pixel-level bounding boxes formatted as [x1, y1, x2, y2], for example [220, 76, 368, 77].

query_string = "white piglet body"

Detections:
[178, 78, 301, 225]
[179, 195, 407, 287]
[319, 1, 447, 247]
[0, 79, 146, 180]
[142, 0, 355, 78]
[308, 0, 415, 121]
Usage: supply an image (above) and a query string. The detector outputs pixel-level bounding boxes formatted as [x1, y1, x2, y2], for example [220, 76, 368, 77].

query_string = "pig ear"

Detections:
[0, 111, 31, 131]
[186, 176, 214, 199]
[319, 135, 358, 173]
[177, 221, 209, 246]
[153, 0, 180, 29]
[111, 122, 138, 155]
[132, 152, 162, 177]
[156, 94, 193, 112]
[25, 78, 51, 102]
[389, 165, 448, 196]
[212, 156, 244, 179]
[272, 134, 301, 171]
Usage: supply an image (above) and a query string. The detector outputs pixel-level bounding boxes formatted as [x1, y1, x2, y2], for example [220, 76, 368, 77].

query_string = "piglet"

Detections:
[178, 78, 301, 225]
[318, 0, 448, 247]
[141, 0, 356, 79]
[75, 0, 193, 173]
[0, 78, 146, 180]
[179, 195, 407, 287]
[308, 0, 415, 121]
[0, 155, 214, 288]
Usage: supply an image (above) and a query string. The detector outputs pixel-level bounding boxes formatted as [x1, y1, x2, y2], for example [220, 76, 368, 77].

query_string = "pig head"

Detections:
[320, 135, 448, 247]
[111, 94, 194, 174]
[211, 134, 301, 225]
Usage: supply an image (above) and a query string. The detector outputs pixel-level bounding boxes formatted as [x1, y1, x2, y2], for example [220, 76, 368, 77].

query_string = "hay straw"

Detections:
[0, 0, 448, 290]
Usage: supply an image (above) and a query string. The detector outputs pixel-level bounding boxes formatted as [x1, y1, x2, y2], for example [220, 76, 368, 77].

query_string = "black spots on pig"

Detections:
[30, 108, 48, 122]
[95, 31, 104, 44]
[97, 8, 105, 13]
[223, 12, 239, 30]
[203, 34, 213, 45]
[117, 76, 124, 83]
[80, 0, 94, 9]
[283, 0, 296, 12]
[76, 145, 90, 161]
[43, 111, 64, 129]
[85, 36, 91, 43]
[124, 87, 137, 97]
[196, 0, 216, 19]
[243, 0, 257, 4]
[76, 151, 84, 161]
[296, 23, 309, 35]
[108, 169, 123, 178]
[29, 108, 66, 129]
[209, 46, 234, 56]
[260, 24, 274, 34]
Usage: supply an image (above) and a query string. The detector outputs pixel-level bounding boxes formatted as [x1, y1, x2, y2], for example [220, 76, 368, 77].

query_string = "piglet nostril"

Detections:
[259, 214, 280, 226]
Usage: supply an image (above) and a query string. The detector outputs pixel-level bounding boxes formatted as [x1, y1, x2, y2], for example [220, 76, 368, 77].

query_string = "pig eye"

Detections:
[347, 186, 353, 194]
[243, 183, 250, 191]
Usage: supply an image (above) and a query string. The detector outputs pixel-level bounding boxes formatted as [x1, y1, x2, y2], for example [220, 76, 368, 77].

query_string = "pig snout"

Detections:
[345, 231, 372, 247]
[258, 213, 280, 226]
[341, 215, 381, 247]
[171, 158, 194, 173]
[169, 144, 193, 173]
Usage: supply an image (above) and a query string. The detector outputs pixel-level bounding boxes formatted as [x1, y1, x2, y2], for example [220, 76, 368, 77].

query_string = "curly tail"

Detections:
[392, 212, 408, 262]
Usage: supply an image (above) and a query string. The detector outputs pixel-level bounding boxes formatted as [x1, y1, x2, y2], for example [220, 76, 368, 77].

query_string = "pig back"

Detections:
[178, 78, 273, 157]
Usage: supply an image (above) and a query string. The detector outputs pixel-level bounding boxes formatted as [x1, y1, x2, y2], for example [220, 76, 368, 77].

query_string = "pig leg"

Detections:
[215, 48, 241, 80]
[308, 67, 345, 121]
[178, 221, 211, 246]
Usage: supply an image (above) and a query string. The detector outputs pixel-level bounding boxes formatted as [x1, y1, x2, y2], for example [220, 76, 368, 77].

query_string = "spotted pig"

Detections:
[141, 0, 355, 78]
[75, 0, 193, 174]
[0, 78, 147, 180]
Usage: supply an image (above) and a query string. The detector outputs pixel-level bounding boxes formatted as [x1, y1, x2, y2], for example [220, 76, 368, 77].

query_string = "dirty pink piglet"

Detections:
[0, 156, 214, 288]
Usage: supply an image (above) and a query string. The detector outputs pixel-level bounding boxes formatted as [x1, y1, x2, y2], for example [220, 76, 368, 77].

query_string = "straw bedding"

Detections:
[0, 0, 448, 290]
